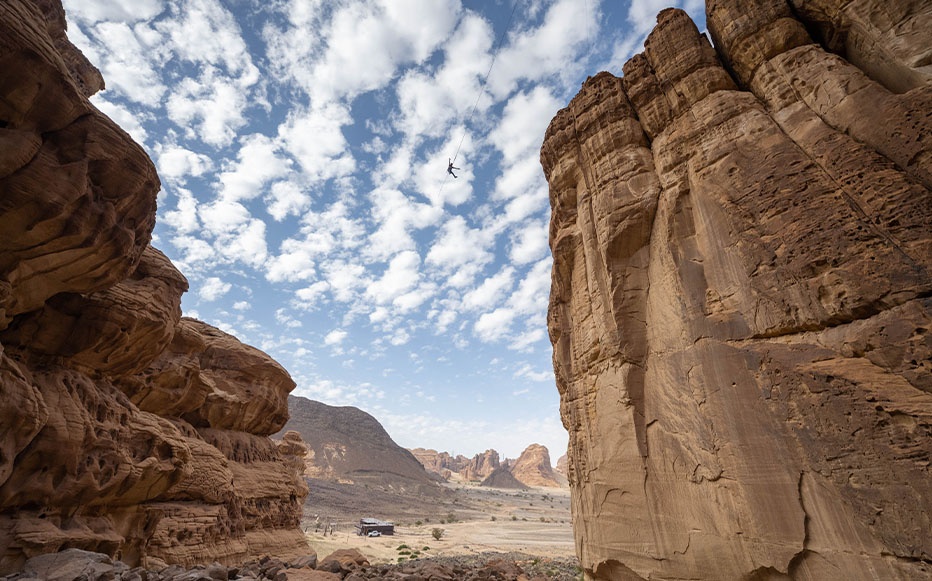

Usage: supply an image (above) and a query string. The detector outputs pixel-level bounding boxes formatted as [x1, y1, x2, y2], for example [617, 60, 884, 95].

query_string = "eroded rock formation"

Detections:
[510, 444, 563, 488]
[0, 0, 307, 574]
[462, 450, 501, 483]
[543, 1, 931, 579]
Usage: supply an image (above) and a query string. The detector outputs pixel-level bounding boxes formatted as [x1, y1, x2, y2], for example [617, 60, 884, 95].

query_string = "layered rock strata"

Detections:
[0, 0, 307, 574]
[543, 2, 931, 579]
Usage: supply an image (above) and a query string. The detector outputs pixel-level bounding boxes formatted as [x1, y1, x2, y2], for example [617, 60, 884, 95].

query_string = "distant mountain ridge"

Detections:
[410, 444, 566, 488]
[276, 396, 438, 492]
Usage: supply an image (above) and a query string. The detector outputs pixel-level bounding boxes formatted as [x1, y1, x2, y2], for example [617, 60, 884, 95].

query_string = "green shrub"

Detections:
[431, 528, 445, 541]
[397, 544, 409, 550]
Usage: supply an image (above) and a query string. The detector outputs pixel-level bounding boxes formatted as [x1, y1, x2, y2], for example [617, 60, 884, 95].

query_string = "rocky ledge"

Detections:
[0, 0, 308, 574]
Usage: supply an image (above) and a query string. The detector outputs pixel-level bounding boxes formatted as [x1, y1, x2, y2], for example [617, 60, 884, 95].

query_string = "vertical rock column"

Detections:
[542, 71, 661, 578]
[543, 5, 932, 580]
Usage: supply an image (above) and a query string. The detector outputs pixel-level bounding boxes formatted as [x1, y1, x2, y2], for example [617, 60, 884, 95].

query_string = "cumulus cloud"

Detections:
[199, 276, 231, 301]
[217, 133, 292, 202]
[157, 144, 213, 181]
[325, 329, 348, 346]
[64, 0, 165, 23]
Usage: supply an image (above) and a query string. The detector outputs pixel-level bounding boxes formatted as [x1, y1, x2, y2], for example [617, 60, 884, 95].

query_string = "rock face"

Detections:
[509, 444, 563, 488]
[461, 450, 501, 483]
[276, 397, 439, 492]
[0, 0, 307, 574]
[408, 448, 469, 478]
[542, 2, 931, 579]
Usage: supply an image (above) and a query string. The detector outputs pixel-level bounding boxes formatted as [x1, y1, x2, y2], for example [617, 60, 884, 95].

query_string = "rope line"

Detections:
[450, 0, 521, 166]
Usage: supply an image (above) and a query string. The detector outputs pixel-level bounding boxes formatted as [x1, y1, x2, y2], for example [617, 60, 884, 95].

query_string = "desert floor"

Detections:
[302, 482, 575, 564]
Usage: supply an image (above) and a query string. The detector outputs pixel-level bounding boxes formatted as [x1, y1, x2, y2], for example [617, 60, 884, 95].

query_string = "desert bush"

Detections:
[490, 516, 496, 521]
[431, 528, 445, 541]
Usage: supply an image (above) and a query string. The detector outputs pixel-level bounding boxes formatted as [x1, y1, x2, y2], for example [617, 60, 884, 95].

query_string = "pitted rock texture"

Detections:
[0, 0, 307, 574]
[542, 3, 931, 580]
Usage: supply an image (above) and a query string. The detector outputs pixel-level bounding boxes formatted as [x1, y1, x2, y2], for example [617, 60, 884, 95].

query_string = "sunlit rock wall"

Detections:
[542, 1, 931, 579]
[0, 0, 308, 573]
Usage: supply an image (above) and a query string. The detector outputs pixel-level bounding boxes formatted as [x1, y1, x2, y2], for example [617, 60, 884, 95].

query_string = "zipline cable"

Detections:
[436, 0, 522, 201]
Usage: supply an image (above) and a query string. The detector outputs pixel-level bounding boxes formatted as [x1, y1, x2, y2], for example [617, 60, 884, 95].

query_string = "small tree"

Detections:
[431, 528, 445, 541]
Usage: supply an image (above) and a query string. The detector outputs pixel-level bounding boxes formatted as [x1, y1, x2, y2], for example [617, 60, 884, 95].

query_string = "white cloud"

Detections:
[462, 267, 515, 311]
[325, 329, 348, 346]
[157, 144, 213, 181]
[366, 251, 422, 304]
[487, 0, 595, 98]
[292, 379, 385, 408]
[166, 72, 251, 147]
[88, 21, 167, 107]
[425, 215, 494, 276]
[171, 234, 215, 266]
[218, 134, 292, 202]
[199, 276, 231, 301]
[266, 181, 311, 221]
[233, 301, 251, 310]
[323, 260, 370, 303]
[278, 104, 356, 182]
[308, 0, 459, 102]
[509, 219, 549, 265]
[474, 307, 515, 342]
[162, 188, 201, 234]
[91, 96, 150, 145]
[156, 0, 258, 85]
[367, 188, 443, 260]
[275, 308, 303, 328]
[64, 0, 165, 23]
[515, 363, 553, 382]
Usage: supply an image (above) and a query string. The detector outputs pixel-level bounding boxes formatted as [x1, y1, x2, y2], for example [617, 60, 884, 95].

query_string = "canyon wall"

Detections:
[542, 1, 931, 579]
[0, 0, 308, 573]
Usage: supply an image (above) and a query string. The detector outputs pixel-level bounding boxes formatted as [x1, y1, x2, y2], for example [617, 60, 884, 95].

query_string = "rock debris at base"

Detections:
[0, 548, 581, 581]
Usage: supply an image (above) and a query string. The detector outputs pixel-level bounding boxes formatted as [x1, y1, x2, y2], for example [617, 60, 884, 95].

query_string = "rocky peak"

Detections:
[462, 449, 501, 482]
[509, 444, 562, 488]
[276, 396, 438, 491]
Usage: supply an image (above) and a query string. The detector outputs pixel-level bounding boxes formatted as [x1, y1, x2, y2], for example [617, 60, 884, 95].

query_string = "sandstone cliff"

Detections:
[276, 396, 439, 492]
[542, 1, 931, 579]
[510, 444, 564, 488]
[461, 450, 501, 482]
[408, 448, 470, 479]
[0, 0, 307, 574]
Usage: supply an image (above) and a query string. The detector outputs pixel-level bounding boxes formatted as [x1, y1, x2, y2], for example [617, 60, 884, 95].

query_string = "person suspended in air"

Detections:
[447, 158, 460, 178]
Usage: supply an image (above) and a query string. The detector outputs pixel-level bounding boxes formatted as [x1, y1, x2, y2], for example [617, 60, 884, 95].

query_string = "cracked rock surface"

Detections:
[542, 1, 931, 579]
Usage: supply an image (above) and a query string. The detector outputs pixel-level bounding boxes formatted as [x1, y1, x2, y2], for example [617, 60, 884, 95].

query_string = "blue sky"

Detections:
[64, 0, 705, 461]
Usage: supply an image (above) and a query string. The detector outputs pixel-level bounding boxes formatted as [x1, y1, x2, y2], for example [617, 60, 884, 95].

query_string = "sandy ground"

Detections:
[303, 483, 575, 564]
